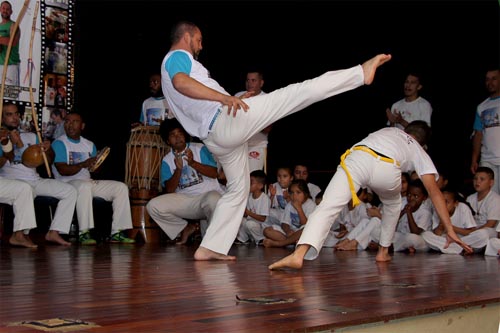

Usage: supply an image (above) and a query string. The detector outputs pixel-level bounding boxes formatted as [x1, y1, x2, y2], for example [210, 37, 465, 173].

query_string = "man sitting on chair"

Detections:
[51, 112, 135, 245]
[146, 119, 224, 244]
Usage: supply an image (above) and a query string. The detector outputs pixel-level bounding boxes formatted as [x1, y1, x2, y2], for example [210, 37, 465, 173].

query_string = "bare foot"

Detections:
[194, 246, 236, 261]
[367, 241, 379, 251]
[336, 239, 358, 251]
[263, 238, 282, 248]
[45, 230, 71, 246]
[9, 232, 37, 248]
[268, 252, 304, 270]
[177, 223, 199, 245]
[333, 238, 348, 250]
[362, 54, 392, 85]
[375, 246, 392, 262]
[408, 246, 416, 254]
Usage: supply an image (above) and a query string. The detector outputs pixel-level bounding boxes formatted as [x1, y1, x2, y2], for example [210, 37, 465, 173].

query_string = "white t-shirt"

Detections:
[140, 96, 175, 126]
[387, 96, 432, 130]
[160, 142, 224, 196]
[356, 127, 438, 180]
[52, 134, 96, 181]
[246, 191, 271, 223]
[0, 131, 40, 182]
[466, 190, 500, 228]
[473, 96, 500, 163]
[282, 198, 317, 230]
[396, 203, 433, 234]
[161, 50, 227, 140]
[336, 201, 371, 232]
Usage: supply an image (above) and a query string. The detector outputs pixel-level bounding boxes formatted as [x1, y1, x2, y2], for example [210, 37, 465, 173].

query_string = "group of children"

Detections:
[235, 163, 500, 258]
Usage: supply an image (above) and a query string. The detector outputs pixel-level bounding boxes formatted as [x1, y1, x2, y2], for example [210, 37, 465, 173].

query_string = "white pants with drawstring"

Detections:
[202, 66, 364, 255]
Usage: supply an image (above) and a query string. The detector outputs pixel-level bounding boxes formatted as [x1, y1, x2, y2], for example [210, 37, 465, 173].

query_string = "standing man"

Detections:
[146, 119, 223, 245]
[235, 70, 271, 172]
[386, 72, 432, 130]
[470, 67, 500, 194]
[161, 20, 391, 260]
[0, 1, 20, 86]
[134, 73, 175, 127]
[52, 113, 135, 244]
[0, 102, 77, 246]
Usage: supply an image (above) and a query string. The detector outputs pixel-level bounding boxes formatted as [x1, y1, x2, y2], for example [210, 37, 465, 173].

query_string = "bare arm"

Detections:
[245, 209, 267, 223]
[165, 155, 183, 193]
[476, 219, 498, 230]
[421, 174, 473, 253]
[405, 209, 423, 235]
[471, 130, 482, 174]
[0, 26, 20, 47]
[54, 155, 96, 176]
[172, 73, 249, 116]
[452, 225, 476, 236]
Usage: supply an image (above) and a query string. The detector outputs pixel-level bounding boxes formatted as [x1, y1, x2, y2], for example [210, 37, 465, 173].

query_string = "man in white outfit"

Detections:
[270, 121, 473, 270]
[470, 68, 500, 194]
[161, 20, 391, 260]
[0, 177, 39, 247]
[134, 73, 175, 127]
[386, 72, 432, 130]
[234, 70, 271, 173]
[0, 129, 38, 247]
[1, 102, 76, 246]
[52, 113, 135, 245]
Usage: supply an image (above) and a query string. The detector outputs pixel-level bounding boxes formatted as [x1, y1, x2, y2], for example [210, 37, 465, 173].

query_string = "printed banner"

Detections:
[1, 0, 73, 141]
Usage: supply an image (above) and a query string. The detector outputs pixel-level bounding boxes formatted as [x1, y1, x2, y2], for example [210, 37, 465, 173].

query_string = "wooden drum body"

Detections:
[125, 126, 169, 243]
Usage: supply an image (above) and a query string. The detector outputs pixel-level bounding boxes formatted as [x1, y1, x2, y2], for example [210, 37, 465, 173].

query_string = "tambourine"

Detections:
[89, 146, 110, 172]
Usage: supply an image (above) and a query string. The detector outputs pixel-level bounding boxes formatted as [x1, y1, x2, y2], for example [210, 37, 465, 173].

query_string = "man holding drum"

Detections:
[51, 112, 135, 245]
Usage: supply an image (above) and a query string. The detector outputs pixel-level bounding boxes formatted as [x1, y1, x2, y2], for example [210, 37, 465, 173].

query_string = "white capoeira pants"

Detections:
[202, 65, 365, 255]
[147, 191, 221, 240]
[392, 231, 429, 252]
[422, 228, 495, 254]
[485, 238, 500, 257]
[0, 178, 37, 232]
[238, 218, 265, 243]
[347, 217, 382, 250]
[68, 180, 133, 235]
[27, 178, 77, 234]
[298, 150, 402, 260]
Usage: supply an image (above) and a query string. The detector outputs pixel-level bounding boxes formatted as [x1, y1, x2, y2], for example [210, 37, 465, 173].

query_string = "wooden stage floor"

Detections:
[0, 240, 499, 333]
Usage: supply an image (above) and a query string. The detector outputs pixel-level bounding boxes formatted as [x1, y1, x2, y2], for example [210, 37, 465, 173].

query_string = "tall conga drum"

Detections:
[125, 126, 169, 243]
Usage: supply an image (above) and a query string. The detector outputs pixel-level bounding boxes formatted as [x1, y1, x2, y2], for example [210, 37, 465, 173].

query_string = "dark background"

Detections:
[73, 0, 499, 195]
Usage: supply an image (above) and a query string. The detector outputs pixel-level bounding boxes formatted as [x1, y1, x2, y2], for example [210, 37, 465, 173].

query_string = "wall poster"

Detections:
[1, 0, 73, 141]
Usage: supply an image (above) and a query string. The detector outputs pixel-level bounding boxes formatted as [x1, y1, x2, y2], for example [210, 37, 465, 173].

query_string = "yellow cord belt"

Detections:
[340, 146, 400, 207]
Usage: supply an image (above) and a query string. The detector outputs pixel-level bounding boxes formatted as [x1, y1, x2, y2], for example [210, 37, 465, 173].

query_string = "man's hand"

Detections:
[221, 95, 249, 117]
[8, 129, 22, 147]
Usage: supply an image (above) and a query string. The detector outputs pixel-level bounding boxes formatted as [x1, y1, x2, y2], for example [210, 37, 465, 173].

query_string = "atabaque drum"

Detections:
[125, 126, 169, 191]
[125, 126, 170, 243]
